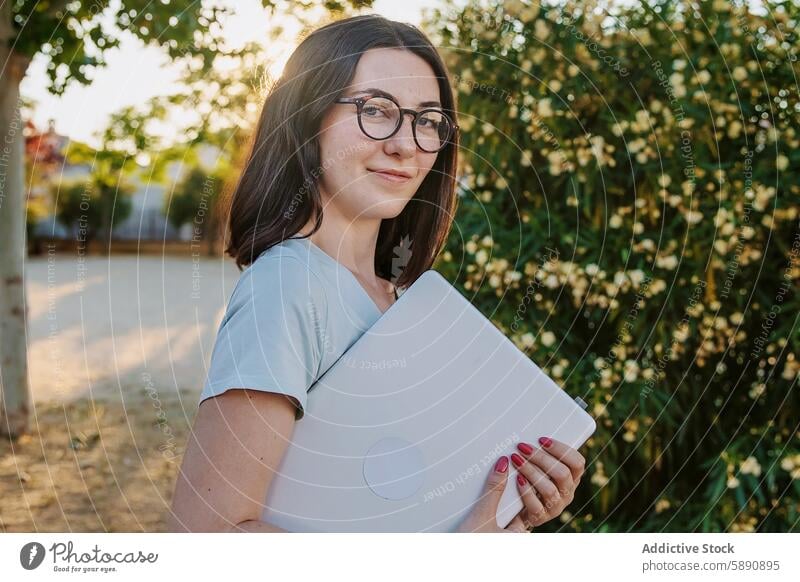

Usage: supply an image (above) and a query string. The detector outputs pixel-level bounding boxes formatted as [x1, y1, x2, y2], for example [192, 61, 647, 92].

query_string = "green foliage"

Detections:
[54, 178, 133, 243]
[164, 165, 223, 235]
[11, 0, 238, 93]
[432, 0, 800, 532]
[11, 1, 375, 95]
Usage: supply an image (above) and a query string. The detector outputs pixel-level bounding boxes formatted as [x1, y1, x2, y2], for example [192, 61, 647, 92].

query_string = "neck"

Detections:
[299, 205, 382, 283]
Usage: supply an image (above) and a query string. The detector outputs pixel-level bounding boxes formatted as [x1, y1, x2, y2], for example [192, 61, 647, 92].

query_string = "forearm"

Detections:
[167, 511, 289, 533]
[232, 519, 290, 533]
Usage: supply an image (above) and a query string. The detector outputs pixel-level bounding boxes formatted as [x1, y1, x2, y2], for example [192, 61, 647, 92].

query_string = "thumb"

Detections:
[477, 455, 510, 514]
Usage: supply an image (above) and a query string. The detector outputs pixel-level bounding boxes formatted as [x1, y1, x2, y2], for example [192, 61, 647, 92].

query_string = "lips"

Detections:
[368, 168, 414, 179]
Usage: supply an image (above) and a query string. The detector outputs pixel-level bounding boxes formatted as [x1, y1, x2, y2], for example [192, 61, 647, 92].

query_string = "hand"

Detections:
[455, 456, 530, 533]
[509, 437, 586, 529]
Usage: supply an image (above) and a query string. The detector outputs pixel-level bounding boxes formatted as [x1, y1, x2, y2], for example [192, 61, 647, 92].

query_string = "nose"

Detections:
[383, 111, 417, 158]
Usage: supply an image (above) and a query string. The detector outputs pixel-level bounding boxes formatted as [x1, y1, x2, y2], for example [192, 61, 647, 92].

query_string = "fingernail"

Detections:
[539, 437, 553, 448]
[511, 453, 525, 467]
[516, 474, 527, 487]
[494, 456, 509, 473]
[517, 442, 533, 455]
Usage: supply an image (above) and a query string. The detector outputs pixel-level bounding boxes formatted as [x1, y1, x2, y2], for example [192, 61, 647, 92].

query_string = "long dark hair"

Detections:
[222, 14, 459, 288]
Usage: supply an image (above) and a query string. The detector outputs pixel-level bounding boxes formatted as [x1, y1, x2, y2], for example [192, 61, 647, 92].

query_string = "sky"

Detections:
[21, 0, 438, 147]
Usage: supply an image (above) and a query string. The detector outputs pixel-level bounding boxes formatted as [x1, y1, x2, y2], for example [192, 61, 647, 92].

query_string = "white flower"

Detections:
[776, 155, 789, 171]
[623, 360, 640, 382]
[657, 255, 678, 270]
[628, 138, 646, 153]
[739, 456, 762, 477]
[534, 19, 549, 40]
[537, 98, 553, 117]
[685, 210, 703, 224]
[732, 66, 748, 82]
[541, 331, 556, 347]
[629, 269, 646, 286]
[655, 498, 671, 513]
[749, 383, 766, 399]
[696, 70, 711, 84]
[727, 120, 743, 139]
[591, 462, 609, 487]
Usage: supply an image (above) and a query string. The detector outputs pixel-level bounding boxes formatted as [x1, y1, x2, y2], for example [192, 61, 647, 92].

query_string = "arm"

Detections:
[167, 388, 299, 532]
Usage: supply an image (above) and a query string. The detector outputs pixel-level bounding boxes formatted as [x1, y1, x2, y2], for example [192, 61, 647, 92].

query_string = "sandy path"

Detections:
[24, 253, 241, 407]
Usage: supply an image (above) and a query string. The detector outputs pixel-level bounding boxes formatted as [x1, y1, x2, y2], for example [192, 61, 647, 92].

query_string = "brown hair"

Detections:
[222, 14, 459, 288]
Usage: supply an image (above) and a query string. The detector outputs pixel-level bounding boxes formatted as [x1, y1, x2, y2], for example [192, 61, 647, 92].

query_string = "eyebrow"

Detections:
[350, 87, 442, 108]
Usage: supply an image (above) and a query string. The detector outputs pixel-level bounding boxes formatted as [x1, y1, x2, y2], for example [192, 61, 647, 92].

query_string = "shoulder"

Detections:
[225, 245, 328, 323]
[240, 239, 325, 291]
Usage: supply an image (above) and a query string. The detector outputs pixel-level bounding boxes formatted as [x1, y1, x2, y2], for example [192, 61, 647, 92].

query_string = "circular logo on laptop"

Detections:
[363, 437, 425, 500]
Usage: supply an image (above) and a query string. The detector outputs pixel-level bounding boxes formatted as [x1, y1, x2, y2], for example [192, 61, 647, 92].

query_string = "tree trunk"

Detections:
[0, 3, 31, 438]
[205, 207, 218, 256]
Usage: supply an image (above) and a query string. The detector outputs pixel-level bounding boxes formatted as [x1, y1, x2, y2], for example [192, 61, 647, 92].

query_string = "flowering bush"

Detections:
[430, 0, 799, 531]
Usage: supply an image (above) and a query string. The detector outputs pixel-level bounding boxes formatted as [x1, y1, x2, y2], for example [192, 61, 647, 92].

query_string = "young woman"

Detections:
[168, 14, 585, 533]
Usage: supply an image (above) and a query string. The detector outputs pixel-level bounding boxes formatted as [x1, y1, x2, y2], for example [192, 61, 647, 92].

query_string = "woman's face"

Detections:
[316, 48, 442, 222]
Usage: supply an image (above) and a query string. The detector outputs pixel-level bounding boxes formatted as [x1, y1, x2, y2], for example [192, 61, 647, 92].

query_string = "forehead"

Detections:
[346, 48, 441, 106]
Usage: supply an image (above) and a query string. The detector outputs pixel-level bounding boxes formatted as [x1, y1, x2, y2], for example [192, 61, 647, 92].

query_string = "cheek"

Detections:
[319, 122, 378, 175]
[415, 154, 439, 185]
[318, 136, 380, 202]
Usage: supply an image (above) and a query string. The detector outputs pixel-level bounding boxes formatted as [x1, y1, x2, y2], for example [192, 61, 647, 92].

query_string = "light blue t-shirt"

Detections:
[199, 236, 401, 420]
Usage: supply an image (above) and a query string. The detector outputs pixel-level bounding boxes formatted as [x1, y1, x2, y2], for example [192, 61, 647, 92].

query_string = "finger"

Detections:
[531, 437, 586, 481]
[505, 513, 527, 533]
[476, 455, 510, 516]
[515, 472, 545, 523]
[515, 443, 574, 492]
[511, 453, 560, 509]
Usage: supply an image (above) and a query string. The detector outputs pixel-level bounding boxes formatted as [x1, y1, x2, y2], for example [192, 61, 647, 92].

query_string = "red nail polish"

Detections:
[517, 442, 533, 455]
[511, 453, 525, 467]
[516, 474, 527, 487]
[494, 456, 509, 473]
[539, 437, 553, 448]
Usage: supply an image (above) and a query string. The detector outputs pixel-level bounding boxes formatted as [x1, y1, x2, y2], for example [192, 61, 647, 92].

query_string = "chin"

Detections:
[356, 192, 413, 220]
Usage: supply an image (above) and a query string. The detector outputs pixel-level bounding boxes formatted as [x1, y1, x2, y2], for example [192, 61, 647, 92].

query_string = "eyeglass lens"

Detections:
[360, 96, 451, 152]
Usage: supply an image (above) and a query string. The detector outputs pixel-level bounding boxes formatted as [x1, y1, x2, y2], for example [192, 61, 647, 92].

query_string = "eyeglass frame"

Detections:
[333, 93, 459, 153]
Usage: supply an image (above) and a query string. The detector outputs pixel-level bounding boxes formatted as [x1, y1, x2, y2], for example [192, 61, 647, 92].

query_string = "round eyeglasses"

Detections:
[334, 94, 457, 153]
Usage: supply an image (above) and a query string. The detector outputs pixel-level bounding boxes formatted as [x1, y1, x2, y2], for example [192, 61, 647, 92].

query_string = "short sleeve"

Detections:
[199, 255, 327, 420]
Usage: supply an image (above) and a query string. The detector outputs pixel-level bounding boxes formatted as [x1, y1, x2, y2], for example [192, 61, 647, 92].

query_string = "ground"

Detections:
[1, 253, 240, 532]
[0, 395, 190, 532]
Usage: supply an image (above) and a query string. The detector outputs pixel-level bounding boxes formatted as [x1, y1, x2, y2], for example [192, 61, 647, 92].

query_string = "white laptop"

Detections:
[262, 270, 596, 532]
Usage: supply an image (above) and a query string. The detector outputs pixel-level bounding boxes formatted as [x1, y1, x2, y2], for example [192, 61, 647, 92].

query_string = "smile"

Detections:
[368, 169, 413, 184]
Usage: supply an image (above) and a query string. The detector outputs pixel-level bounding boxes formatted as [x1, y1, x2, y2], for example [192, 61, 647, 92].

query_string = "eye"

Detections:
[362, 104, 388, 118]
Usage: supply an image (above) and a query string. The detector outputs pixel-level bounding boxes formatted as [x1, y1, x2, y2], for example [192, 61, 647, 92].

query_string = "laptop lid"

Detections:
[262, 270, 596, 532]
